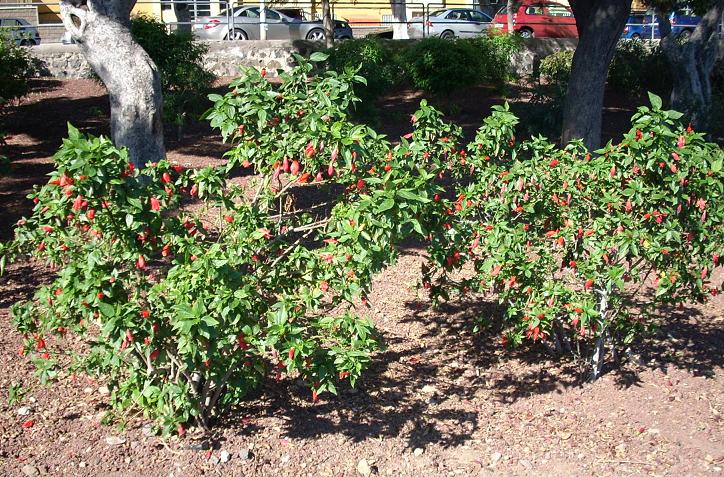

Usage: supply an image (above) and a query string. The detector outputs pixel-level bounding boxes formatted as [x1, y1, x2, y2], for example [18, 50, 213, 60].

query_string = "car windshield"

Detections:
[217, 6, 246, 17]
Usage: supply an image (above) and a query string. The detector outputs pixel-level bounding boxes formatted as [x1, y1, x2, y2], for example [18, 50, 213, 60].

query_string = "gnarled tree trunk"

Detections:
[391, 0, 409, 39]
[60, 0, 165, 168]
[561, 0, 631, 149]
[658, 0, 723, 130]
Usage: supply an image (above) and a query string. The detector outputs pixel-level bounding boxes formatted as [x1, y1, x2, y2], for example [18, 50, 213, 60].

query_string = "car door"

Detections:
[442, 10, 466, 37]
[544, 4, 576, 37]
[467, 10, 492, 37]
[233, 7, 260, 40]
[262, 9, 287, 40]
[519, 4, 545, 37]
[1, 19, 20, 42]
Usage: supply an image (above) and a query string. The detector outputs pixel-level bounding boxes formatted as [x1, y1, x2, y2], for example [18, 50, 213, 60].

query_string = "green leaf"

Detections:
[309, 52, 329, 63]
[376, 198, 395, 213]
[711, 158, 722, 173]
[648, 92, 662, 110]
[98, 302, 115, 318]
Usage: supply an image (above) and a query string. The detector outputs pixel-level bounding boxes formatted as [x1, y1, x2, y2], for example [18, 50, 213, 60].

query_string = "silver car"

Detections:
[407, 9, 493, 39]
[194, 6, 327, 41]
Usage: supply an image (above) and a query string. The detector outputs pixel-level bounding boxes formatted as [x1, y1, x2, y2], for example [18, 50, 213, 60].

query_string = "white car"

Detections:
[408, 9, 493, 39]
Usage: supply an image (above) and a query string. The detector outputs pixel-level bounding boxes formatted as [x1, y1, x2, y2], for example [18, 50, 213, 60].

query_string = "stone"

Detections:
[209, 456, 220, 465]
[188, 441, 210, 451]
[17, 407, 32, 416]
[98, 386, 110, 395]
[357, 459, 372, 476]
[490, 452, 502, 466]
[220, 450, 231, 463]
[421, 385, 438, 395]
[413, 448, 424, 457]
[22, 465, 39, 477]
[105, 436, 126, 446]
[519, 459, 533, 470]
[238, 447, 252, 460]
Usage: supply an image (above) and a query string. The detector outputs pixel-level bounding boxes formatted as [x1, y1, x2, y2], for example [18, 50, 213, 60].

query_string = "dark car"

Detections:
[0, 18, 41, 45]
[622, 10, 700, 39]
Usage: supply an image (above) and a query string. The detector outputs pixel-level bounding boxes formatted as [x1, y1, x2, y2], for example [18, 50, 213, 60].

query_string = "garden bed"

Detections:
[0, 79, 721, 476]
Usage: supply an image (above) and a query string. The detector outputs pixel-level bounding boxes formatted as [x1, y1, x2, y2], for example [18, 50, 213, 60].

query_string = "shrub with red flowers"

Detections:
[421, 93, 723, 379]
[0, 54, 441, 433]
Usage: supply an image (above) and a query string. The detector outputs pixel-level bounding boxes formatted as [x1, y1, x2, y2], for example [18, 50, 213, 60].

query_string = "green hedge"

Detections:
[324, 33, 522, 98]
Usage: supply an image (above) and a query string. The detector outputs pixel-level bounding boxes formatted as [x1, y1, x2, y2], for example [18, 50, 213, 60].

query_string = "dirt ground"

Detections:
[0, 79, 722, 477]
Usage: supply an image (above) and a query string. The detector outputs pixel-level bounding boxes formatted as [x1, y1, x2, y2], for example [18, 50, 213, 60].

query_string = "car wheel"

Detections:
[678, 29, 692, 40]
[631, 33, 641, 40]
[20, 39, 32, 46]
[227, 29, 248, 41]
[519, 28, 533, 39]
[306, 28, 326, 41]
[440, 30, 455, 39]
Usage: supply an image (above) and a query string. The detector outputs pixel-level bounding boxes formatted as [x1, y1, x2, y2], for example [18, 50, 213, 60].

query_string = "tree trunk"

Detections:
[173, 1, 191, 34]
[590, 288, 608, 381]
[392, 0, 408, 39]
[322, 0, 334, 48]
[658, 1, 724, 130]
[561, 0, 631, 149]
[60, 0, 165, 168]
[506, 0, 514, 33]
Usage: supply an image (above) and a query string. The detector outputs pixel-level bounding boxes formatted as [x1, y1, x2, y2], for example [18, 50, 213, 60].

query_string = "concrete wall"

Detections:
[29, 38, 577, 79]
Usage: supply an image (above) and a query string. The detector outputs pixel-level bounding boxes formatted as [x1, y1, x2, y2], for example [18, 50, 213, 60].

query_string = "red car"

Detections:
[493, 2, 578, 38]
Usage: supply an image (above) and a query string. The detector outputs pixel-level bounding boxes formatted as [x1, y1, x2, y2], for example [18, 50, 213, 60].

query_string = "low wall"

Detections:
[30, 38, 577, 79]
[29, 40, 326, 79]
[511, 38, 578, 76]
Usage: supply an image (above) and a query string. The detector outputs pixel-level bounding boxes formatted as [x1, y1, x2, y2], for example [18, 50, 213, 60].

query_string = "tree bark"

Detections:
[391, 0, 409, 39]
[322, 0, 334, 48]
[506, 0, 515, 33]
[60, 0, 165, 168]
[658, 0, 724, 130]
[561, 0, 631, 149]
[173, 1, 191, 34]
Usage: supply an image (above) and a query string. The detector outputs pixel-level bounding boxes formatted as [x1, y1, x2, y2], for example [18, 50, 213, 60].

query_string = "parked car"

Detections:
[276, 8, 353, 39]
[0, 18, 41, 46]
[622, 10, 700, 39]
[407, 8, 493, 39]
[493, 1, 577, 38]
[194, 6, 329, 41]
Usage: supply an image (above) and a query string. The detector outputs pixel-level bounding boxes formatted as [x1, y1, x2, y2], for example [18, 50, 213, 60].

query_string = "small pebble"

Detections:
[105, 436, 126, 446]
[238, 447, 251, 460]
[220, 450, 230, 463]
[21, 464, 39, 477]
